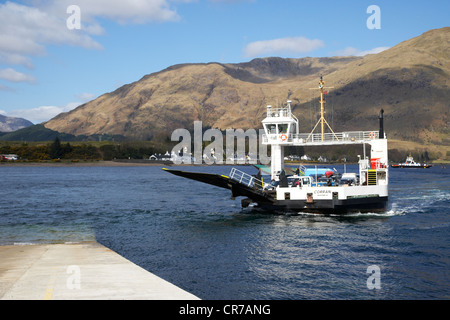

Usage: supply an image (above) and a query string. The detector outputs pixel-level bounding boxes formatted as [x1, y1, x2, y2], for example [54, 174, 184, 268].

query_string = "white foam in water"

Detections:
[295, 212, 317, 216]
[385, 209, 406, 216]
[336, 210, 404, 218]
[291, 210, 404, 218]
[390, 200, 433, 215]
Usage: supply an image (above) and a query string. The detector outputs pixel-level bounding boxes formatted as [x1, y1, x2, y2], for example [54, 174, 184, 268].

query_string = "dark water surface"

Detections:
[0, 164, 448, 299]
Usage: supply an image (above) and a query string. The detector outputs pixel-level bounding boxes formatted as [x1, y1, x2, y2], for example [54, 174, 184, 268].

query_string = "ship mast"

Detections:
[308, 76, 338, 141]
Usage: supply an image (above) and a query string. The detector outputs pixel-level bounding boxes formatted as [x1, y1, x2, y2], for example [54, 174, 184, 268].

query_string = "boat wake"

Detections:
[330, 210, 404, 218]
[242, 205, 404, 218]
[275, 210, 403, 218]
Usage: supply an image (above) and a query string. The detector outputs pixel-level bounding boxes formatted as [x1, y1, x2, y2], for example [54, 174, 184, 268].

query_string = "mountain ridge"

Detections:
[44, 27, 449, 146]
[0, 114, 34, 132]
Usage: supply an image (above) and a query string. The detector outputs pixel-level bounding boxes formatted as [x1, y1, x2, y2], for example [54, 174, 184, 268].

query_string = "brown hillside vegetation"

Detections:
[45, 27, 449, 160]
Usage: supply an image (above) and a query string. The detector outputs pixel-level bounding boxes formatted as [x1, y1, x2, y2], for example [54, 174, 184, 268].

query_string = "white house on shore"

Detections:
[149, 151, 172, 161]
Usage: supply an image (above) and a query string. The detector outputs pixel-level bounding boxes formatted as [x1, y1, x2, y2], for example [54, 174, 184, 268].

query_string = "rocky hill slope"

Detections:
[0, 114, 33, 132]
[45, 27, 449, 145]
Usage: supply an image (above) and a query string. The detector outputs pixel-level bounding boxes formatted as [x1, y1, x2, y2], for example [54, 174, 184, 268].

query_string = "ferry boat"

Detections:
[391, 155, 431, 168]
[164, 77, 389, 214]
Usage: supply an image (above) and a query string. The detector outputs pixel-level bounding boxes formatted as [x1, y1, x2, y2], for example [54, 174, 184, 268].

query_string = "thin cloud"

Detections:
[76, 92, 97, 102]
[0, 68, 36, 83]
[333, 46, 390, 57]
[41, 0, 181, 24]
[244, 36, 325, 58]
[0, 1, 103, 70]
[8, 102, 81, 124]
[208, 0, 255, 3]
[0, 83, 14, 92]
[0, 0, 180, 70]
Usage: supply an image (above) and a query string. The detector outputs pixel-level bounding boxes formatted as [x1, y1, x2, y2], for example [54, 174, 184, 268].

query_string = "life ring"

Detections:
[280, 134, 288, 141]
[369, 132, 376, 139]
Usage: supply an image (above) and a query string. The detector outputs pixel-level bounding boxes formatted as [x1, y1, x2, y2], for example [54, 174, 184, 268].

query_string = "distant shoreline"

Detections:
[0, 160, 168, 167]
[0, 160, 247, 167]
[1, 159, 447, 167]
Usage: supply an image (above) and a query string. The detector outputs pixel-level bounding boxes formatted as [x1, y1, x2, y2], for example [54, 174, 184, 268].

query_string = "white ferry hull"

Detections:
[253, 196, 388, 214]
[241, 184, 388, 213]
[256, 198, 388, 214]
[277, 185, 387, 211]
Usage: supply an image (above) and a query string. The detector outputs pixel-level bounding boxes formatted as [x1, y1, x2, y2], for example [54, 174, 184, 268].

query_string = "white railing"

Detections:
[262, 131, 380, 145]
[230, 168, 263, 189]
[266, 107, 292, 118]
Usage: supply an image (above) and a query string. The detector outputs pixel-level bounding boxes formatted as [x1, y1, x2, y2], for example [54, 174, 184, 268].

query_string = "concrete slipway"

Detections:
[0, 242, 199, 300]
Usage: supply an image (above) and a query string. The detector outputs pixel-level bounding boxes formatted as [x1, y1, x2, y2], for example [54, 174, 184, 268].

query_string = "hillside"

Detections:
[0, 124, 79, 142]
[45, 28, 449, 149]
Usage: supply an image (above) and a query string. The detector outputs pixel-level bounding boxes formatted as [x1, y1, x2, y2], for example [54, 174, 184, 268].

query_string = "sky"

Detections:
[0, 0, 448, 124]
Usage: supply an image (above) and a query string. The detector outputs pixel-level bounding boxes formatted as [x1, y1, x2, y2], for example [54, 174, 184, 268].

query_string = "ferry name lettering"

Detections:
[314, 189, 331, 195]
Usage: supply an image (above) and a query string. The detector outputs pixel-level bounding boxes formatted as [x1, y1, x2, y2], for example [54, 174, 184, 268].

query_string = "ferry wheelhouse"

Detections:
[164, 77, 389, 214]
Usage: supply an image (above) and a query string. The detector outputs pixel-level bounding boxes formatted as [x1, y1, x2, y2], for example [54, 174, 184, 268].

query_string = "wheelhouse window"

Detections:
[266, 124, 277, 134]
[278, 124, 288, 134]
[265, 123, 291, 134]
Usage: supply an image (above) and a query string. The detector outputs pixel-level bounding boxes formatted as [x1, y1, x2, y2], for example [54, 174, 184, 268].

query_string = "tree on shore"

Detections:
[49, 137, 63, 159]
[49, 137, 73, 159]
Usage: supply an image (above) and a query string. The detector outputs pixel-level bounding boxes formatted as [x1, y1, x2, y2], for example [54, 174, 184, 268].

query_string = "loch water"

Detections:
[0, 164, 448, 299]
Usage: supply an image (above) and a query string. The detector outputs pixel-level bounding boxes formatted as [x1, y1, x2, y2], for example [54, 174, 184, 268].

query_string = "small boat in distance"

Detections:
[391, 155, 432, 168]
